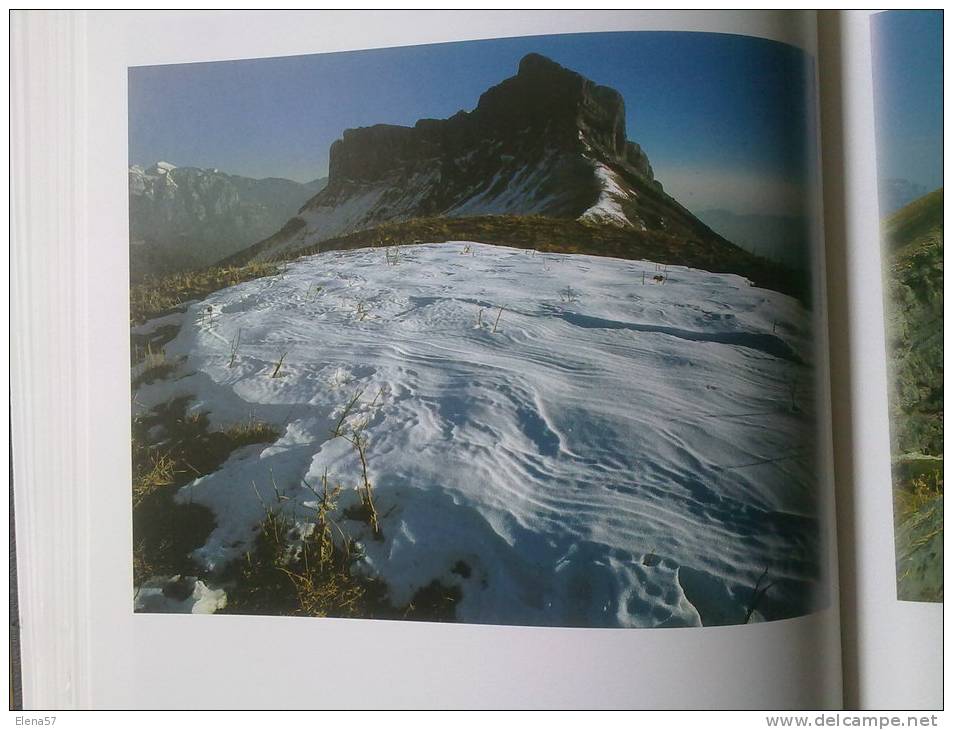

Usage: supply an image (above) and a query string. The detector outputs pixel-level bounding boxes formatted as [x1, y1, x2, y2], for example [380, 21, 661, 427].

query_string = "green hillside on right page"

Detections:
[882, 189, 943, 602]
[870, 7, 943, 604]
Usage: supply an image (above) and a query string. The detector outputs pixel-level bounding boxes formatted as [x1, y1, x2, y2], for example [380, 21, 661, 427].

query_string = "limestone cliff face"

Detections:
[326, 53, 651, 184]
[238, 53, 725, 262]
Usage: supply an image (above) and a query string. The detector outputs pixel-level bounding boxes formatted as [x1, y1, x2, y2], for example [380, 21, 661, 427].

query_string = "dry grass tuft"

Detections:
[132, 450, 180, 507]
[895, 469, 943, 523]
[130, 262, 279, 325]
[227, 472, 372, 617]
[222, 419, 282, 447]
[132, 350, 178, 389]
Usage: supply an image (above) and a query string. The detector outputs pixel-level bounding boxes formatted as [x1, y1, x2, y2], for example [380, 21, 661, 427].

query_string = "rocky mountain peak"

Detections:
[148, 160, 178, 175]
[325, 54, 640, 188]
[472, 53, 628, 160]
[517, 51, 560, 75]
[236, 53, 726, 263]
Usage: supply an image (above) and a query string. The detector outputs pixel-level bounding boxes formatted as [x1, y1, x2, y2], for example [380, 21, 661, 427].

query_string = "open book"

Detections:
[9, 10, 943, 710]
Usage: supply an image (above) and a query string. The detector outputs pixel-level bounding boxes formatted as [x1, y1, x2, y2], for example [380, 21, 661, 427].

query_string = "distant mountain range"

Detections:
[128, 162, 326, 279]
[234, 53, 734, 264]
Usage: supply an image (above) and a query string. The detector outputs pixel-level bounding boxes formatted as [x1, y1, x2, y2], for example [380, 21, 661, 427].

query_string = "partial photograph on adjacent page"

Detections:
[128, 31, 826, 627]
[870, 10, 944, 603]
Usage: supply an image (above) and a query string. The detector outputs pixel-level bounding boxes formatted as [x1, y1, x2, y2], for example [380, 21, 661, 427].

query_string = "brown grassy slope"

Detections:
[221, 215, 809, 303]
[130, 262, 280, 325]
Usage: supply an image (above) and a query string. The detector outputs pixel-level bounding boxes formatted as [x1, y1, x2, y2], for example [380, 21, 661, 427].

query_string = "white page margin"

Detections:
[828, 9, 943, 710]
[72, 9, 840, 709]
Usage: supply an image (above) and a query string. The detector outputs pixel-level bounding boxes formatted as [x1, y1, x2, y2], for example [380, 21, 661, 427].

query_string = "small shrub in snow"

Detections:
[233, 472, 370, 617]
[559, 285, 578, 303]
[331, 388, 366, 438]
[384, 243, 401, 266]
[492, 305, 505, 334]
[743, 565, 776, 624]
[328, 387, 385, 537]
[271, 351, 288, 378]
[342, 430, 381, 538]
[228, 329, 242, 368]
[787, 375, 800, 413]
[353, 300, 372, 321]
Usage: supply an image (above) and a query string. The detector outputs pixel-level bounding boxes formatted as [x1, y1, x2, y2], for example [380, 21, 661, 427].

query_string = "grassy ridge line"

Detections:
[884, 188, 943, 254]
[131, 216, 808, 325]
[222, 215, 809, 302]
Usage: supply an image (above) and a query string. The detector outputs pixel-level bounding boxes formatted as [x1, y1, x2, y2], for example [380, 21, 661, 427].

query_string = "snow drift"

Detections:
[134, 242, 824, 627]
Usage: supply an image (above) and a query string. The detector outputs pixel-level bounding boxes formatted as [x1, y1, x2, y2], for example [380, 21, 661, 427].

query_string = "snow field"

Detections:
[135, 241, 822, 626]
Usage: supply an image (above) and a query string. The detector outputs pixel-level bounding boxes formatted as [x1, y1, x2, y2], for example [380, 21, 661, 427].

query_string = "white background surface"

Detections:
[13, 9, 855, 709]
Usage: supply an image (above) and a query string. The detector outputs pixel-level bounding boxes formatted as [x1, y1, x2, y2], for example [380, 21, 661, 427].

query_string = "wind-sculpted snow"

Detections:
[137, 242, 825, 627]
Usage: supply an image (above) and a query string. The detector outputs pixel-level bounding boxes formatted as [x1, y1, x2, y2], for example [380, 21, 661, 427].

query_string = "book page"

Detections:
[14, 10, 841, 708]
[820, 9, 942, 709]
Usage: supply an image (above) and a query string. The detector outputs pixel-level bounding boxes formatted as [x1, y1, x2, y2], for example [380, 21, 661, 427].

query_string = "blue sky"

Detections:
[129, 31, 815, 216]
[871, 11, 943, 192]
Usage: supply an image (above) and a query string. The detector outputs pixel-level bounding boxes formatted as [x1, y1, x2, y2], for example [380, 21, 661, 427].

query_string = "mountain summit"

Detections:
[237, 53, 728, 262]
